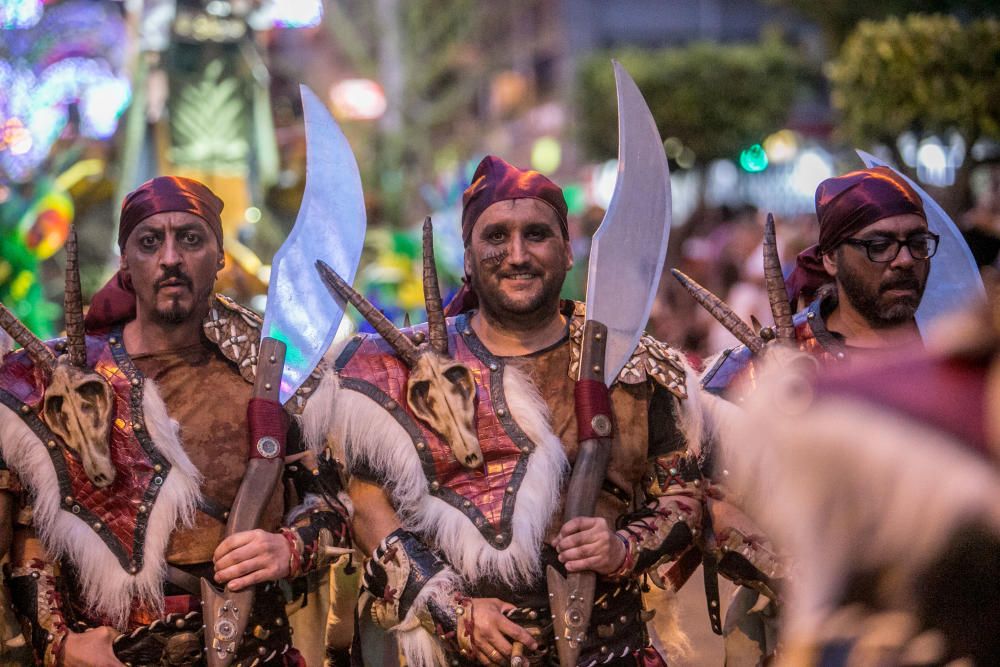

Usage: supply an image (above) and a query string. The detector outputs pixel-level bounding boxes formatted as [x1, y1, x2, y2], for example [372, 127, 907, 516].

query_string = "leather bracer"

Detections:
[360, 529, 458, 632]
[8, 557, 68, 666]
[705, 495, 785, 602]
[612, 450, 704, 579]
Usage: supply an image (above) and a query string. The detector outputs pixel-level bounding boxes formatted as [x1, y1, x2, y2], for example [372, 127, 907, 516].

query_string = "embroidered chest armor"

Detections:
[0, 331, 168, 573]
[0, 295, 318, 578]
[337, 313, 532, 546]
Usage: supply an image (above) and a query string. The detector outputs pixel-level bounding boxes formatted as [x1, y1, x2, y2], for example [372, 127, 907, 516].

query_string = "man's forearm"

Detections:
[609, 449, 704, 579]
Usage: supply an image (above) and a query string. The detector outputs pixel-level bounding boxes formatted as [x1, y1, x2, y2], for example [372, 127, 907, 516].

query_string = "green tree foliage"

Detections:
[576, 39, 803, 165]
[828, 14, 1000, 149]
[768, 0, 996, 48]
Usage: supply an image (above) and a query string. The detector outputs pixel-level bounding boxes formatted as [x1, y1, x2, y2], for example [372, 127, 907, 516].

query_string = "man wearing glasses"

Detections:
[704, 166, 936, 399]
[699, 166, 937, 665]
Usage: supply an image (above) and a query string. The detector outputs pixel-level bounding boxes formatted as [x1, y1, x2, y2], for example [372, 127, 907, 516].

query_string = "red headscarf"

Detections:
[446, 156, 568, 315]
[786, 167, 926, 307]
[85, 177, 225, 330]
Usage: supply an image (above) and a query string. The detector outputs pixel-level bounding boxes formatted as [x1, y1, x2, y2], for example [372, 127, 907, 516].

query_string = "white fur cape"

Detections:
[303, 360, 569, 587]
[0, 381, 202, 629]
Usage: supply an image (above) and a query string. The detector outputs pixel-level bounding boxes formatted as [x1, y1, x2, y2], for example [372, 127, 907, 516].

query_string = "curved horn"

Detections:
[315, 260, 421, 366]
[422, 217, 448, 355]
[64, 226, 87, 367]
[671, 269, 764, 354]
[0, 303, 57, 374]
[763, 214, 795, 341]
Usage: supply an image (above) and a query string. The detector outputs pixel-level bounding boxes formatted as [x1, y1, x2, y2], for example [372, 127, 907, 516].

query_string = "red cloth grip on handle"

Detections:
[575, 379, 614, 442]
[247, 398, 289, 459]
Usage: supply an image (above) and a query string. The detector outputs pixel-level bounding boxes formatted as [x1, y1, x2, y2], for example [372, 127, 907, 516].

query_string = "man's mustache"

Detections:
[880, 274, 922, 293]
[154, 268, 193, 291]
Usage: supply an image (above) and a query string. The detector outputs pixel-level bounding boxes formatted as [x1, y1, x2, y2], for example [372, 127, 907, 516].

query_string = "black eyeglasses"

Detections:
[840, 232, 940, 263]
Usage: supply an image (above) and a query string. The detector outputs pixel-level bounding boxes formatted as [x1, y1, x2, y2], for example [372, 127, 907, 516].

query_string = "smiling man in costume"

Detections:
[301, 156, 775, 666]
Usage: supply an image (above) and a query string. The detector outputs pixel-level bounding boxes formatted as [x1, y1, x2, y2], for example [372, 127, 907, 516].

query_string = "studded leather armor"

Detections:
[337, 302, 701, 666]
[0, 295, 345, 665]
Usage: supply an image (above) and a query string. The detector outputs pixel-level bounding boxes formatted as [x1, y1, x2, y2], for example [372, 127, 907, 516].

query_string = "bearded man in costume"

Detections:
[0, 176, 349, 666]
[700, 166, 936, 398]
[300, 156, 773, 666]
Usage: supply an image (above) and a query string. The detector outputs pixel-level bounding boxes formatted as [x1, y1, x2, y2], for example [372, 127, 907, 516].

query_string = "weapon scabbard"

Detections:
[549, 321, 614, 667]
[201, 338, 286, 667]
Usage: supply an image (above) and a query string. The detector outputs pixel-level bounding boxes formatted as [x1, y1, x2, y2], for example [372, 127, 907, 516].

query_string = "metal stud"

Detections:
[19, 405, 29, 414]
[93, 522, 102, 530]
[265, 383, 272, 391]
[132, 422, 142, 432]
[109, 337, 118, 345]
[415, 442, 425, 451]
[430, 481, 440, 492]
[153, 464, 163, 473]
[47, 440, 56, 449]
[131, 377, 140, 386]
[154, 476, 163, 485]
[64, 495, 73, 505]
[494, 534, 506, 544]
[488, 363, 498, 371]
[496, 408, 506, 417]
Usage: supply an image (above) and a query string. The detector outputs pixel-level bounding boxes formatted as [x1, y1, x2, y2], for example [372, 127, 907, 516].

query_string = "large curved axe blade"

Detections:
[549, 61, 672, 667]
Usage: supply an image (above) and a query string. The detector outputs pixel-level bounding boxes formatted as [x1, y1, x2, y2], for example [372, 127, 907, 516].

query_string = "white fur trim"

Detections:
[674, 355, 709, 458]
[302, 362, 568, 586]
[393, 567, 464, 667]
[0, 380, 202, 629]
[728, 368, 1000, 641]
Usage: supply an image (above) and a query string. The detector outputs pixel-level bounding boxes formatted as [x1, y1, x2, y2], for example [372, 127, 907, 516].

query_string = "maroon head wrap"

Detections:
[84, 176, 224, 330]
[117, 176, 224, 251]
[786, 167, 927, 307]
[460, 155, 568, 246]
[446, 156, 569, 316]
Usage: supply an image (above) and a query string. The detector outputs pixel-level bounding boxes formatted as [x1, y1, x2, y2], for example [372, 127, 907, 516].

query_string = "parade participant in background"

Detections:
[670, 166, 944, 665]
[303, 155, 773, 666]
[0, 176, 349, 666]
[699, 166, 935, 398]
[725, 290, 1000, 666]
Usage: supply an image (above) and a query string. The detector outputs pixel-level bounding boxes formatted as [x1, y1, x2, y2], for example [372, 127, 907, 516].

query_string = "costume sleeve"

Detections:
[359, 529, 472, 665]
[7, 525, 69, 666]
[280, 447, 354, 577]
[608, 384, 704, 580]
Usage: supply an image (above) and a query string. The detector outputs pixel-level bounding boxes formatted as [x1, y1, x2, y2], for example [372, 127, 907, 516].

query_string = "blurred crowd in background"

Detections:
[1, 0, 999, 358]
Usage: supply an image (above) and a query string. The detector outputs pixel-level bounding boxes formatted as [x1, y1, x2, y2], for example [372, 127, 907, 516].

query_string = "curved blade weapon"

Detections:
[199, 85, 366, 667]
[547, 61, 672, 667]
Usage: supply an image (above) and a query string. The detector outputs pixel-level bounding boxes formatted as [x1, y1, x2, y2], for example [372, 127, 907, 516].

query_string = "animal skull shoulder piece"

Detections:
[317, 217, 483, 469]
[0, 228, 115, 487]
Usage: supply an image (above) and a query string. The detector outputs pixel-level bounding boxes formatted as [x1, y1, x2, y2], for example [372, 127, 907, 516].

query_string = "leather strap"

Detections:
[165, 565, 202, 596]
[196, 495, 230, 524]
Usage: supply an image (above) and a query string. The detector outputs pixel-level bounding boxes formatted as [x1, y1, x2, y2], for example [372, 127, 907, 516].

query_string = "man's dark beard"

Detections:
[468, 265, 566, 330]
[150, 267, 207, 325]
[837, 264, 926, 329]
